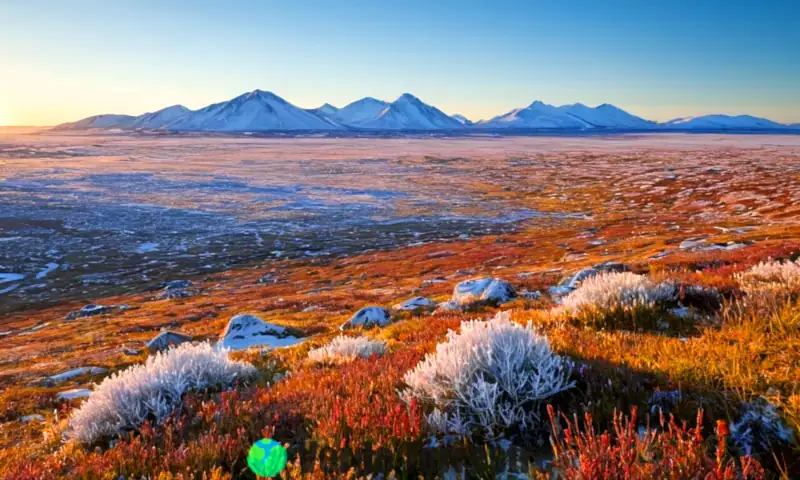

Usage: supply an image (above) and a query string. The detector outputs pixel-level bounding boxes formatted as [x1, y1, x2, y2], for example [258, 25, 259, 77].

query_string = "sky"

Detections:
[1, 0, 798, 126]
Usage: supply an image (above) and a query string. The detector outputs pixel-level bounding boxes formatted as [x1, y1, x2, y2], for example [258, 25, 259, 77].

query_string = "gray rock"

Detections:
[163, 280, 192, 290]
[220, 314, 303, 350]
[20, 414, 45, 423]
[393, 296, 436, 311]
[549, 268, 601, 297]
[57, 388, 92, 401]
[146, 330, 193, 353]
[65, 304, 112, 321]
[593, 261, 628, 273]
[444, 278, 516, 310]
[156, 288, 194, 300]
[48, 366, 108, 384]
[340, 307, 393, 330]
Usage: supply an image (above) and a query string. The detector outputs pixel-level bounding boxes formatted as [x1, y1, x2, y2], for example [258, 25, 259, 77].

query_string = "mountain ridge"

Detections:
[53, 90, 798, 132]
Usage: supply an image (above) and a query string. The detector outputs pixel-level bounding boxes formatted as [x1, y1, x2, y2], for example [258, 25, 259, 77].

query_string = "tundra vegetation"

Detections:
[1, 134, 800, 478]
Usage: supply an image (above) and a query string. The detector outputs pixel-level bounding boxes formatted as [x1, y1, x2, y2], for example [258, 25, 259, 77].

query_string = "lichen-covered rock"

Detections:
[220, 314, 303, 350]
[393, 296, 436, 311]
[163, 280, 192, 290]
[340, 307, 392, 330]
[593, 261, 629, 273]
[440, 278, 516, 310]
[48, 367, 109, 384]
[146, 330, 193, 353]
[156, 288, 194, 300]
[65, 304, 112, 321]
[549, 268, 600, 297]
[57, 388, 92, 401]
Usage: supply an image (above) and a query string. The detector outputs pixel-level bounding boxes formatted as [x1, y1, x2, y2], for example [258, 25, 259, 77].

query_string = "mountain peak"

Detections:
[396, 93, 421, 103]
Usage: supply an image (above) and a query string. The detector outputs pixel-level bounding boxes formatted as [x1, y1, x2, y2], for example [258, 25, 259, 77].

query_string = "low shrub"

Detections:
[736, 259, 800, 295]
[307, 335, 387, 365]
[402, 311, 573, 439]
[546, 406, 765, 479]
[558, 272, 679, 330]
[67, 342, 256, 444]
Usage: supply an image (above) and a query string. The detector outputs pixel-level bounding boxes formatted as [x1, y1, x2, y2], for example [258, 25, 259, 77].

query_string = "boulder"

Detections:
[156, 288, 194, 300]
[146, 330, 193, 353]
[48, 366, 108, 384]
[220, 314, 303, 350]
[392, 296, 436, 311]
[340, 307, 392, 330]
[442, 278, 516, 310]
[65, 304, 111, 321]
[593, 261, 628, 273]
[548, 268, 599, 297]
[163, 280, 192, 290]
[57, 388, 92, 401]
[20, 414, 45, 423]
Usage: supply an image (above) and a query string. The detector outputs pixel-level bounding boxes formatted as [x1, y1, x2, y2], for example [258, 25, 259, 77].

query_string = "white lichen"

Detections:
[67, 342, 256, 444]
[558, 272, 677, 314]
[402, 311, 573, 439]
[307, 335, 387, 365]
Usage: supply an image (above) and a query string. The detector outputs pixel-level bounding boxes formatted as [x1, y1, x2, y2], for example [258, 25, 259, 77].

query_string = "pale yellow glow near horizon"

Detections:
[2, 94, 799, 127]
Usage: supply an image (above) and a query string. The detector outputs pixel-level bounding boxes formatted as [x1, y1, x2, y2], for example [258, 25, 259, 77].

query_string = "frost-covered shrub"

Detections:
[68, 342, 256, 444]
[730, 399, 793, 456]
[307, 335, 387, 365]
[557, 272, 678, 330]
[402, 311, 573, 439]
[736, 259, 800, 298]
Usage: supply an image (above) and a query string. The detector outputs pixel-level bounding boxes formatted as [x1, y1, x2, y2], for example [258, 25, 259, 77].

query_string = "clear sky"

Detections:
[1, 0, 798, 126]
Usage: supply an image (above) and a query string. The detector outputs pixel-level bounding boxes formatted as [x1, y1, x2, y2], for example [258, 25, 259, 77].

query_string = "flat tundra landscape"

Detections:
[2, 132, 800, 478]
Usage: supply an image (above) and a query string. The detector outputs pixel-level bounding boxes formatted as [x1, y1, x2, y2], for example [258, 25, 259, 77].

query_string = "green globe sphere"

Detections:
[247, 438, 287, 478]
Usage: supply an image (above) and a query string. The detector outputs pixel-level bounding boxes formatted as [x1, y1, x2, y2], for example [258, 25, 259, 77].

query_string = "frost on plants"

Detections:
[402, 311, 573, 439]
[67, 342, 256, 443]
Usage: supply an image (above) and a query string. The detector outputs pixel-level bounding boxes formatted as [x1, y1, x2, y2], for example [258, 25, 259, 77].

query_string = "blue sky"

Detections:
[1, 0, 798, 125]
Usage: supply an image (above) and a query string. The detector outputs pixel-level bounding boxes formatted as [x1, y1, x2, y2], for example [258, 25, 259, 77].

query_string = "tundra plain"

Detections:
[2, 133, 800, 478]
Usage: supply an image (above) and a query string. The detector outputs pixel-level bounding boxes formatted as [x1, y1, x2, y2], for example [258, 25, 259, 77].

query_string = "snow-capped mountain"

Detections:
[53, 114, 137, 130]
[662, 115, 788, 129]
[451, 114, 473, 126]
[166, 90, 340, 131]
[355, 93, 464, 130]
[310, 103, 339, 118]
[52, 90, 795, 132]
[560, 103, 653, 128]
[132, 105, 191, 129]
[332, 97, 390, 127]
[478, 101, 591, 129]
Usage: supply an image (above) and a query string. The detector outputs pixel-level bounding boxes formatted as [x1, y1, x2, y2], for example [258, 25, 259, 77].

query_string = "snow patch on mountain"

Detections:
[451, 114, 473, 126]
[132, 105, 191, 129]
[166, 90, 340, 131]
[479, 101, 591, 129]
[53, 114, 137, 131]
[662, 115, 788, 129]
[560, 103, 654, 128]
[356, 94, 464, 130]
[332, 97, 390, 127]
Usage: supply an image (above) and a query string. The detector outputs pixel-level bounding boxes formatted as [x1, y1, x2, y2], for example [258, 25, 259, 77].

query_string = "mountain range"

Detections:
[53, 90, 799, 132]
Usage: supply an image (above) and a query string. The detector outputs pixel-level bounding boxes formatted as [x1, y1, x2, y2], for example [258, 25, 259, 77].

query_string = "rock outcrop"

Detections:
[340, 307, 393, 330]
